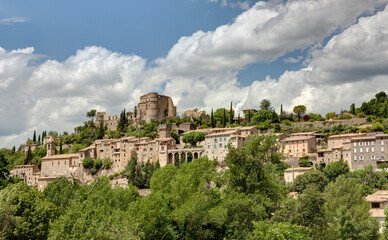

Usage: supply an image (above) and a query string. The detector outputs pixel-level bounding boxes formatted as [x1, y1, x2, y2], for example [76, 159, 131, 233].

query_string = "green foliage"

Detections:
[225, 134, 284, 195]
[103, 158, 112, 169]
[293, 171, 328, 193]
[170, 128, 180, 144]
[94, 158, 103, 170]
[293, 105, 307, 121]
[49, 177, 141, 239]
[325, 111, 336, 119]
[0, 152, 9, 190]
[0, 183, 57, 240]
[324, 176, 379, 240]
[298, 156, 312, 167]
[323, 159, 349, 182]
[72, 143, 86, 153]
[260, 99, 273, 111]
[182, 131, 206, 147]
[82, 157, 94, 169]
[248, 221, 311, 240]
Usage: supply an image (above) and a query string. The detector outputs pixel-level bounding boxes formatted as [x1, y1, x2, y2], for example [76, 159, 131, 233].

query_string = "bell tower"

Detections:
[45, 136, 56, 157]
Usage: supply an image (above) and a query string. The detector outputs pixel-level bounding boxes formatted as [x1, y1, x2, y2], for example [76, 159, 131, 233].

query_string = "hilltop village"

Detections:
[3, 90, 388, 238]
[12, 91, 388, 191]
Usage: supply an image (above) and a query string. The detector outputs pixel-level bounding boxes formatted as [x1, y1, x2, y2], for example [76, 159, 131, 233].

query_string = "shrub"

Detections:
[94, 158, 103, 170]
[82, 157, 94, 169]
[90, 167, 98, 175]
[103, 158, 112, 169]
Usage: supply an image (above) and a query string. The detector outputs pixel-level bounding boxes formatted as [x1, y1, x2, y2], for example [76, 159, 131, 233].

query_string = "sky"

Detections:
[1, 0, 388, 148]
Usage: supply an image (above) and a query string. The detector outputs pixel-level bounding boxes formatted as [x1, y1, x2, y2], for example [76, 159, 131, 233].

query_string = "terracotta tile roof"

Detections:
[42, 153, 79, 160]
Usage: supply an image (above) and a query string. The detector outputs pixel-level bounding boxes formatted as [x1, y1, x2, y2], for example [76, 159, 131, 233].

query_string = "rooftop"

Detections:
[365, 191, 388, 203]
[42, 153, 79, 160]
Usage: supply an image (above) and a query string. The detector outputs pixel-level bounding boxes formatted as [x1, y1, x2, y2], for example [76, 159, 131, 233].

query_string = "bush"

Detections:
[94, 158, 103, 170]
[82, 157, 94, 169]
[90, 167, 99, 175]
[103, 158, 112, 169]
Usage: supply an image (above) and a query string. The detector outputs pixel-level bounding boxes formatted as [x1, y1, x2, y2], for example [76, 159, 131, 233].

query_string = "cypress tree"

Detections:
[38, 135, 41, 145]
[280, 104, 283, 116]
[210, 108, 214, 128]
[222, 108, 226, 127]
[134, 106, 137, 118]
[59, 138, 63, 154]
[247, 110, 251, 123]
[238, 113, 241, 124]
[12, 146, 15, 154]
[33, 130, 36, 143]
[350, 103, 356, 115]
[229, 102, 233, 125]
[25, 146, 33, 164]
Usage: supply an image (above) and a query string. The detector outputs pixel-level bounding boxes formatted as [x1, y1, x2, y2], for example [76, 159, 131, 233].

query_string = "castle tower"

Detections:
[45, 136, 56, 157]
[137, 93, 177, 123]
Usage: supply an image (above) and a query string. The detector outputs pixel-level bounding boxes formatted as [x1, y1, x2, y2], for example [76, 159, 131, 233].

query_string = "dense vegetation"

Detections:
[1, 134, 388, 239]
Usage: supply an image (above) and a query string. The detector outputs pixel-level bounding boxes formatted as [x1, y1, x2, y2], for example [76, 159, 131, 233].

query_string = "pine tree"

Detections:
[33, 130, 36, 143]
[38, 135, 41, 145]
[229, 102, 233, 125]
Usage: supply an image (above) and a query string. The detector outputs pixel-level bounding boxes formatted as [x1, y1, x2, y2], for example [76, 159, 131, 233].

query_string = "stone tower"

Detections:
[137, 93, 177, 123]
[45, 136, 56, 157]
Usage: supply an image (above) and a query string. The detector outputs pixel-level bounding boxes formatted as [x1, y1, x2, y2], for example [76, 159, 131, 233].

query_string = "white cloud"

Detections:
[0, 17, 28, 25]
[283, 56, 304, 64]
[230, 1, 250, 10]
[1, 0, 388, 148]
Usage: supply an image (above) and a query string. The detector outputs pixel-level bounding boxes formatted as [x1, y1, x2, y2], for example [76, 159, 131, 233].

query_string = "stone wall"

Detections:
[293, 118, 366, 128]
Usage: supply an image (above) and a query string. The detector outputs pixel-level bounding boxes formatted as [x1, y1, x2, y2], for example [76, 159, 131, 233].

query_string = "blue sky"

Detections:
[0, 0, 294, 85]
[1, 0, 388, 147]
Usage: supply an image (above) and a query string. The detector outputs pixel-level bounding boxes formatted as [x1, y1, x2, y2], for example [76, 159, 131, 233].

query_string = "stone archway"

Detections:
[168, 153, 173, 164]
[174, 153, 180, 166]
[187, 152, 193, 163]
[194, 152, 199, 159]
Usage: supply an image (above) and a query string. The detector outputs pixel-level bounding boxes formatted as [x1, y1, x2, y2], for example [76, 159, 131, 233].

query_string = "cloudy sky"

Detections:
[1, 0, 388, 148]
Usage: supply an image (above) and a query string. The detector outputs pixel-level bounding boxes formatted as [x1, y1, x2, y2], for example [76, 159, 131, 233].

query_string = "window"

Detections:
[382, 156, 385, 160]
[354, 148, 357, 153]
[382, 148, 385, 152]
[354, 156, 357, 161]
[359, 155, 364, 160]
[372, 202, 380, 208]
[382, 141, 385, 146]
[360, 148, 363, 153]
[366, 148, 369, 153]
[354, 142, 357, 147]
[335, 154, 338, 159]
[372, 147, 375, 152]
[371, 155, 376, 160]
[372, 141, 375, 146]
[359, 142, 363, 146]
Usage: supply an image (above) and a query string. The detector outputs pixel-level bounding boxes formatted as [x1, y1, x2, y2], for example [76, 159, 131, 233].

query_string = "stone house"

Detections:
[284, 167, 314, 184]
[282, 135, 316, 158]
[365, 190, 388, 233]
[10, 165, 39, 187]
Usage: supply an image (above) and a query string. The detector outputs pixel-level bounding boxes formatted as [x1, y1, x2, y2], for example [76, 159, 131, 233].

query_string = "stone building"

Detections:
[282, 135, 317, 158]
[95, 112, 119, 131]
[284, 167, 314, 184]
[365, 190, 388, 233]
[10, 165, 39, 187]
[350, 134, 388, 170]
[137, 93, 176, 123]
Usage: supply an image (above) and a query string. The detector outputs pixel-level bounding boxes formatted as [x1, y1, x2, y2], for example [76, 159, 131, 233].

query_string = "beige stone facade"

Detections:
[365, 190, 388, 233]
[10, 165, 39, 186]
[95, 112, 119, 131]
[282, 135, 316, 158]
[350, 134, 388, 170]
[137, 92, 176, 123]
[284, 167, 314, 184]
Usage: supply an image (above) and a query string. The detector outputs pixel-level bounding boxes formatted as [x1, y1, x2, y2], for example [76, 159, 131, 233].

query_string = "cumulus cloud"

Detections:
[1, 0, 388, 148]
[0, 17, 28, 25]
